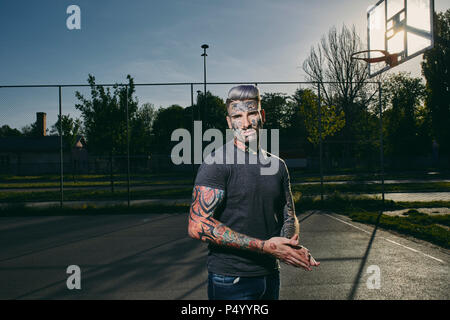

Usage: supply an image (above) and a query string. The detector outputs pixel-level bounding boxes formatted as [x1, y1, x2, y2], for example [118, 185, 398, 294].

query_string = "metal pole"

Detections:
[1, 81, 383, 89]
[378, 82, 385, 208]
[318, 84, 324, 201]
[203, 54, 207, 105]
[196, 90, 202, 121]
[191, 84, 195, 185]
[201, 44, 208, 127]
[126, 85, 130, 208]
[59, 86, 63, 208]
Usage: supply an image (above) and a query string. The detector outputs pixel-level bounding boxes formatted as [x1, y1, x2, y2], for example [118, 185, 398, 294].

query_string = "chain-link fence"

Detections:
[1, 81, 449, 208]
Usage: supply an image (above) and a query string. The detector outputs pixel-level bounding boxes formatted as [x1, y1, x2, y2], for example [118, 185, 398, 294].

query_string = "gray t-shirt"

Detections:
[194, 140, 290, 277]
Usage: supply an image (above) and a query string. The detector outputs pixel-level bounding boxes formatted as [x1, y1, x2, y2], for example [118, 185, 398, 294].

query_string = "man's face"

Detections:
[226, 99, 265, 143]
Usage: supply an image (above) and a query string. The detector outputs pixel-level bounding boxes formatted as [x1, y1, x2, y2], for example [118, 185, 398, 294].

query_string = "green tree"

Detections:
[261, 92, 295, 130]
[75, 74, 138, 156]
[75, 74, 138, 191]
[152, 104, 190, 153]
[130, 102, 157, 155]
[422, 10, 450, 155]
[195, 91, 227, 132]
[382, 72, 428, 157]
[0, 125, 22, 138]
[294, 89, 345, 145]
[50, 114, 83, 150]
[21, 122, 46, 137]
[302, 24, 380, 162]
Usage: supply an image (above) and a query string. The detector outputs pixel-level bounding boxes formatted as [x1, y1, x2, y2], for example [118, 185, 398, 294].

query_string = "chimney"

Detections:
[36, 112, 46, 136]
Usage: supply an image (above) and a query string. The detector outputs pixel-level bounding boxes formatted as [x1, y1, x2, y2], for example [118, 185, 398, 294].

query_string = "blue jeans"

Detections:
[208, 271, 280, 300]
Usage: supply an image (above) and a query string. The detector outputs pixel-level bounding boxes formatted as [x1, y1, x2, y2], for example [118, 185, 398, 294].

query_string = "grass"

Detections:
[0, 202, 190, 217]
[292, 182, 450, 195]
[394, 200, 450, 208]
[290, 169, 450, 180]
[0, 187, 193, 202]
[399, 209, 450, 227]
[2, 170, 449, 189]
[348, 211, 449, 249]
[0, 172, 192, 182]
[295, 192, 450, 249]
[289, 170, 450, 184]
[0, 179, 192, 189]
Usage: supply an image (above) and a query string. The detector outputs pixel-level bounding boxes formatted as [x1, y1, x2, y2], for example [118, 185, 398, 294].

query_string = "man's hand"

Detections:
[263, 234, 320, 271]
[289, 242, 320, 269]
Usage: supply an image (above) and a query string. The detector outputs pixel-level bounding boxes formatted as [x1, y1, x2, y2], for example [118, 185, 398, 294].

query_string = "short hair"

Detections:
[226, 85, 261, 113]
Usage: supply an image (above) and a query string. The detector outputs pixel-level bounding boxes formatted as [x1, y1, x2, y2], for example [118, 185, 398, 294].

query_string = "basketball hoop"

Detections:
[351, 50, 399, 67]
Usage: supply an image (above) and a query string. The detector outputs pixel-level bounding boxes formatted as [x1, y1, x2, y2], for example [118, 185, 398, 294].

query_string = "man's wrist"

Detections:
[261, 240, 274, 255]
[261, 240, 266, 253]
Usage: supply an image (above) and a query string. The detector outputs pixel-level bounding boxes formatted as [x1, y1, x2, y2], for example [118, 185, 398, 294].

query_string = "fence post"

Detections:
[126, 85, 130, 208]
[59, 86, 64, 208]
[378, 82, 385, 209]
[318, 84, 324, 201]
[191, 84, 195, 185]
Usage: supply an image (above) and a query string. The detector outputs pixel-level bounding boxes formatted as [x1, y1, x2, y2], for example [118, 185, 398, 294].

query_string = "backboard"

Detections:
[367, 0, 434, 77]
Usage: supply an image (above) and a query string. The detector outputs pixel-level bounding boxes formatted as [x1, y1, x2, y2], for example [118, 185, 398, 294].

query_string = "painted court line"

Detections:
[324, 213, 445, 264]
[324, 214, 372, 235]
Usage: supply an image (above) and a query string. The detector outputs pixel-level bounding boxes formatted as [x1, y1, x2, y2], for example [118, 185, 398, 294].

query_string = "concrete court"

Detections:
[0, 210, 448, 299]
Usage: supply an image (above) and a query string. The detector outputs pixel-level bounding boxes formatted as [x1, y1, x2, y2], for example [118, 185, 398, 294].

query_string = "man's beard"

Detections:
[233, 129, 261, 154]
[235, 117, 263, 143]
[234, 128, 257, 143]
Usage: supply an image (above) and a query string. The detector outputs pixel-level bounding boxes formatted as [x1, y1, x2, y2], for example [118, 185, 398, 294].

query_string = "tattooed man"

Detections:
[188, 85, 319, 300]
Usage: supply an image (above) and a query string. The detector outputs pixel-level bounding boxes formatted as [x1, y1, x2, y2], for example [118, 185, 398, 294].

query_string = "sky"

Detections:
[1, 0, 449, 130]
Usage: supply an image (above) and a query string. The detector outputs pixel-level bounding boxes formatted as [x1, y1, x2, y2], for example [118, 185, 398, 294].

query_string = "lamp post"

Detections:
[201, 44, 208, 127]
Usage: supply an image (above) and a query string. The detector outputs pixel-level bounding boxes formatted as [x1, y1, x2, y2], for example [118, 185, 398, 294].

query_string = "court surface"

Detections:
[0, 210, 448, 299]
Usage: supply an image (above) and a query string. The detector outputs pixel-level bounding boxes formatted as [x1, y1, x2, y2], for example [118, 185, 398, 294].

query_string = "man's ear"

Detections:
[226, 116, 232, 129]
[260, 109, 266, 124]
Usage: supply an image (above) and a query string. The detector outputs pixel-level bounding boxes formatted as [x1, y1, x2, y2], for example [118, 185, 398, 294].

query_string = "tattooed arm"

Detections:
[188, 185, 266, 253]
[277, 164, 320, 269]
[280, 163, 300, 239]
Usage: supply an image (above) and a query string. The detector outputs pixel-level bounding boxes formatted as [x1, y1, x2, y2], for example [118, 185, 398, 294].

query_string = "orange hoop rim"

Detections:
[351, 50, 399, 67]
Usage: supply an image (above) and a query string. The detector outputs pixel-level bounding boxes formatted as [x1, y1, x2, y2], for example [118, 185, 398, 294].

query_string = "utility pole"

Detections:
[201, 44, 209, 127]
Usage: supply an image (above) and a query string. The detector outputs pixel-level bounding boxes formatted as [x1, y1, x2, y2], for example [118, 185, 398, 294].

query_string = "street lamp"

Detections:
[201, 44, 208, 127]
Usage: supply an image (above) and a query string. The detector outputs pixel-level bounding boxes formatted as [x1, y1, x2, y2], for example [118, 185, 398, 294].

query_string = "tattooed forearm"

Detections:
[280, 169, 299, 239]
[280, 204, 298, 238]
[188, 185, 265, 253]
